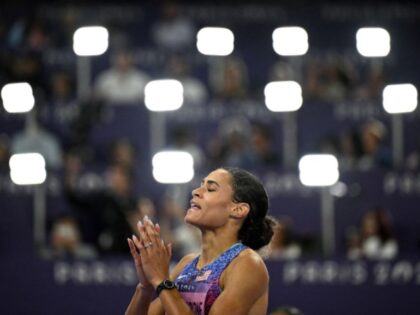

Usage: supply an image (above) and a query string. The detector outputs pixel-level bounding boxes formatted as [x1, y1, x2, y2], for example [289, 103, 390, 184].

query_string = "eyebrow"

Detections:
[201, 179, 220, 187]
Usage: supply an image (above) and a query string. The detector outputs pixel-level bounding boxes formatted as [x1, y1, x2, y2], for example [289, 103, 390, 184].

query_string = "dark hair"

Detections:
[223, 167, 275, 250]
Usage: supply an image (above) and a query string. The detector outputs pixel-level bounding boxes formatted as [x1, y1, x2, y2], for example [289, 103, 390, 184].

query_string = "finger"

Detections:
[144, 218, 160, 244]
[138, 220, 153, 249]
[167, 243, 172, 258]
[132, 234, 143, 251]
[127, 238, 137, 256]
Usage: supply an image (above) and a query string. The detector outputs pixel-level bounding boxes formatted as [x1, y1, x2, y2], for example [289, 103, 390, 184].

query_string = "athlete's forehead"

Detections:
[201, 169, 232, 187]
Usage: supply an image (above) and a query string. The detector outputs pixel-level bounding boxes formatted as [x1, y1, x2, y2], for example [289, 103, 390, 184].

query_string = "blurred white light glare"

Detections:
[1, 82, 35, 113]
[152, 151, 194, 184]
[272, 27, 309, 56]
[9, 153, 47, 185]
[356, 27, 390, 57]
[264, 81, 303, 112]
[383, 84, 418, 114]
[196, 27, 234, 56]
[73, 26, 109, 56]
[144, 79, 183, 111]
[299, 154, 339, 187]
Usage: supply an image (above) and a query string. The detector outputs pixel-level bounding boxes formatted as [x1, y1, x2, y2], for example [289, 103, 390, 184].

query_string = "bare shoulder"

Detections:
[169, 252, 199, 280]
[224, 248, 269, 284]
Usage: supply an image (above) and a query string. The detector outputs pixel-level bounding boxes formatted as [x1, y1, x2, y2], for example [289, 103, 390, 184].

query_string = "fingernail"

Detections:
[144, 215, 150, 222]
[138, 220, 143, 227]
[156, 223, 160, 228]
[132, 234, 137, 240]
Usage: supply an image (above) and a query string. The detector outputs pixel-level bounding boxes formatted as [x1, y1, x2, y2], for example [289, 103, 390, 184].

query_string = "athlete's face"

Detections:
[185, 169, 236, 229]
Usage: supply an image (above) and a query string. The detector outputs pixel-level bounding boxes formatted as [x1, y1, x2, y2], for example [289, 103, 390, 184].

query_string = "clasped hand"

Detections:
[127, 216, 172, 290]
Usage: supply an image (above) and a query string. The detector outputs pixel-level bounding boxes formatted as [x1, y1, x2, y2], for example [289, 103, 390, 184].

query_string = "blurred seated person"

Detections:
[65, 163, 137, 254]
[151, 1, 195, 51]
[249, 122, 281, 168]
[108, 138, 137, 171]
[127, 197, 157, 235]
[94, 48, 150, 104]
[358, 119, 392, 170]
[165, 55, 207, 106]
[0, 134, 10, 171]
[11, 109, 63, 170]
[260, 217, 302, 260]
[210, 56, 249, 101]
[42, 215, 97, 260]
[347, 207, 398, 260]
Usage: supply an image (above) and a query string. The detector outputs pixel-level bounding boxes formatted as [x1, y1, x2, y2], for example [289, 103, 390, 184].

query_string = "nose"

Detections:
[192, 185, 203, 198]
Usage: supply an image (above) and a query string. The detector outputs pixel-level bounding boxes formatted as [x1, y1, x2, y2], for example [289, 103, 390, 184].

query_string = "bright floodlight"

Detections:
[9, 153, 47, 185]
[356, 27, 390, 57]
[152, 151, 194, 184]
[1, 83, 35, 113]
[144, 79, 183, 111]
[264, 81, 303, 112]
[197, 27, 234, 56]
[383, 84, 418, 114]
[272, 27, 309, 56]
[299, 154, 339, 187]
[73, 26, 109, 56]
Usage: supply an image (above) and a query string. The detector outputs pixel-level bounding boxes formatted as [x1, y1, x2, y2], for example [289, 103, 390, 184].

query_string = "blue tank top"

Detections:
[175, 242, 247, 315]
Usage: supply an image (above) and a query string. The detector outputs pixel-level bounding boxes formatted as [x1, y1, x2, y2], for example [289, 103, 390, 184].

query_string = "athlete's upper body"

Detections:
[125, 167, 275, 315]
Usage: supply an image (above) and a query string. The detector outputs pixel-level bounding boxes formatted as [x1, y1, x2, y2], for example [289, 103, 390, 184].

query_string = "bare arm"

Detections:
[125, 216, 199, 315]
[209, 250, 269, 315]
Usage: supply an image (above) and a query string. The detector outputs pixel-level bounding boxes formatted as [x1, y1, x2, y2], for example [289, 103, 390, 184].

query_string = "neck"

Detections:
[198, 228, 239, 269]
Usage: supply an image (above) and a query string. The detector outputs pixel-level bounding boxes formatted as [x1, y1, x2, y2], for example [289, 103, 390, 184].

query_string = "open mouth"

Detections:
[189, 200, 201, 211]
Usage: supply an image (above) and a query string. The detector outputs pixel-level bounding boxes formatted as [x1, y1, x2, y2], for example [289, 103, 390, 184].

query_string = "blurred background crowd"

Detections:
[1, 1, 419, 264]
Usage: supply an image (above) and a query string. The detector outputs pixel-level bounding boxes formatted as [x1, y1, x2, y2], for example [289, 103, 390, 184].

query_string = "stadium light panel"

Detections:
[9, 153, 47, 185]
[383, 84, 418, 114]
[73, 26, 109, 56]
[1, 82, 35, 113]
[356, 27, 390, 57]
[196, 27, 234, 56]
[299, 154, 339, 187]
[152, 151, 194, 184]
[144, 79, 184, 111]
[272, 27, 309, 56]
[264, 81, 303, 112]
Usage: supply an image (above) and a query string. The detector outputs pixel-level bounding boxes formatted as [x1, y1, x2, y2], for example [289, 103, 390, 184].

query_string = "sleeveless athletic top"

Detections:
[175, 242, 247, 315]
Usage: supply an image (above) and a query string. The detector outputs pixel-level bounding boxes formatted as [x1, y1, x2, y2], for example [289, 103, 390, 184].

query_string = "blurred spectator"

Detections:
[210, 57, 249, 101]
[8, 51, 48, 95]
[127, 197, 157, 235]
[167, 126, 205, 170]
[304, 55, 356, 102]
[11, 110, 63, 170]
[43, 215, 97, 260]
[41, 70, 79, 148]
[347, 207, 398, 260]
[108, 138, 137, 171]
[151, 1, 195, 51]
[206, 116, 253, 169]
[358, 119, 392, 170]
[0, 134, 10, 171]
[165, 55, 207, 106]
[260, 217, 302, 260]
[337, 128, 364, 170]
[269, 60, 298, 82]
[94, 49, 150, 104]
[355, 61, 386, 101]
[65, 163, 137, 254]
[249, 122, 281, 168]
